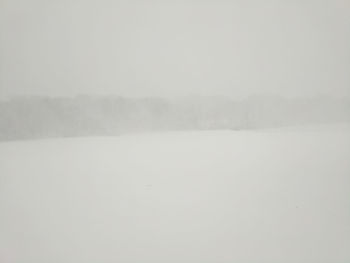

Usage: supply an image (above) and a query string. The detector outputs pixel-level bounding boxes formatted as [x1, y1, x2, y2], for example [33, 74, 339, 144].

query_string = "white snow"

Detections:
[1, 124, 350, 263]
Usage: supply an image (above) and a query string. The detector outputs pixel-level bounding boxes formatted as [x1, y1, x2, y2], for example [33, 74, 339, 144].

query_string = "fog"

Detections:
[1, 0, 349, 99]
[0, 95, 349, 141]
[1, 1, 350, 263]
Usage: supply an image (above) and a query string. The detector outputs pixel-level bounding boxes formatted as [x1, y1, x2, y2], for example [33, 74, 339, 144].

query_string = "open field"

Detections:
[1, 124, 349, 263]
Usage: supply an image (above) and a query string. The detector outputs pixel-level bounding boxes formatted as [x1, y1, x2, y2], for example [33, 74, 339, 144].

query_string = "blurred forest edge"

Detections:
[0, 95, 349, 141]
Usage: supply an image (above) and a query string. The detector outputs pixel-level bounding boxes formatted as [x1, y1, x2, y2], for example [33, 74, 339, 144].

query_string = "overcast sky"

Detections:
[0, 0, 349, 99]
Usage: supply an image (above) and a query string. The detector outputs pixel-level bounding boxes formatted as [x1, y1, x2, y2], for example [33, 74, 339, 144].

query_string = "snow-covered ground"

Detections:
[1, 124, 349, 263]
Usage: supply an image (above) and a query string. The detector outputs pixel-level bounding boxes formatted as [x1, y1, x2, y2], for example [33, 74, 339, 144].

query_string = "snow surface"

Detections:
[0, 124, 350, 263]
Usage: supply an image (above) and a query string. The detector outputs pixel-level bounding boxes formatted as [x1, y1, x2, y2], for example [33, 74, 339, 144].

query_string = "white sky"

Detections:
[0, 0, 349, 99]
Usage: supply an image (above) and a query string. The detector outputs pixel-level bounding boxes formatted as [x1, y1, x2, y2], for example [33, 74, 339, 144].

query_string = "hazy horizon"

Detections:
[1, 2, 350, 262]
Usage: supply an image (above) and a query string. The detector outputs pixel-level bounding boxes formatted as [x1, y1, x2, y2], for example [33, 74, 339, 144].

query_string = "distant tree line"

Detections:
[0, 95, 349, 141]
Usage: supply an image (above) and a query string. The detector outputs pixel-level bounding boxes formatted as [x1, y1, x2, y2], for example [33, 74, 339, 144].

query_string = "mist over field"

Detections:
[0, 95, 349, 141]
[1, 0, 350, 262]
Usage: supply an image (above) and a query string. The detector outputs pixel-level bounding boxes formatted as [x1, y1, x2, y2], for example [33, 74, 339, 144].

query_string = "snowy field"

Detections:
[0, 124, 350, 263]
